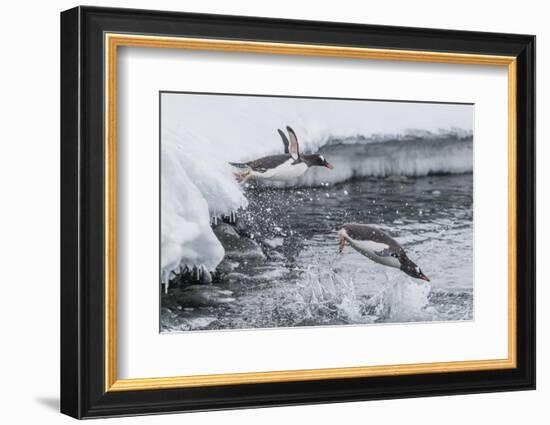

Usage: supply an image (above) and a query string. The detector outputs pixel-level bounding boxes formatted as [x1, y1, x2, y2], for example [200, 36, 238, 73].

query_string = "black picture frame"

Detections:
[61, 5, 535, 419]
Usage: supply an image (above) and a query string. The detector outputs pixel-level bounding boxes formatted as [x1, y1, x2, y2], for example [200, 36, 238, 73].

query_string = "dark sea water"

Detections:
[161, 173, 473, 332]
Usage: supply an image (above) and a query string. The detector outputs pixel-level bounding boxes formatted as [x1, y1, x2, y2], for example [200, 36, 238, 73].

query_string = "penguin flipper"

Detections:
[277, 129, 290, 154]
[229, 162, 248, 169]
[286, 126, 300, 160]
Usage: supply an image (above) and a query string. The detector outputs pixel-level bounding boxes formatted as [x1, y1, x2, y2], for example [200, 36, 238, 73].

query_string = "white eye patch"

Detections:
[320, 155, 325, 161]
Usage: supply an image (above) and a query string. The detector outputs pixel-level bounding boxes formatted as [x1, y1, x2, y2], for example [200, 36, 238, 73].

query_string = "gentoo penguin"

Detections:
[338, 223, 430, 281]
[230, 126, 333, 184]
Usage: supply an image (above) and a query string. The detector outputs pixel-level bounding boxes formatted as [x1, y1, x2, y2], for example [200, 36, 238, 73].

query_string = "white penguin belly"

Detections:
[349, 239, 401, 268]
[253, 159, 308, 181]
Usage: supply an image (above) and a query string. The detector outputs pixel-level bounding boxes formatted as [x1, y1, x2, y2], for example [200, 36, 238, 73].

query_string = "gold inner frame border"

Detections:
[104, 33, 517, 392]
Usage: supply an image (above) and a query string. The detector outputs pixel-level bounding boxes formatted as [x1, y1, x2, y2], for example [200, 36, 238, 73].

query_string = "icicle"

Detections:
[199, 264, 212, 284]
[162, 270, 173, 293]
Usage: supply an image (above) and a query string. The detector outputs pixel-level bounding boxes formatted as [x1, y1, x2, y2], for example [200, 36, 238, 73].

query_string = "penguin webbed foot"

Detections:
[338, 236, 346, 253]
[234, 170, 251, 184]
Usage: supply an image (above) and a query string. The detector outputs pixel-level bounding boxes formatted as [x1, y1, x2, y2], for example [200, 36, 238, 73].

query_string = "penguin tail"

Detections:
[229, 162, 248, 169]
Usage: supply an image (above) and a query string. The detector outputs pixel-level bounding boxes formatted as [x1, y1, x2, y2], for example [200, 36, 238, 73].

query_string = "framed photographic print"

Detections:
[60, 6, 535, 419]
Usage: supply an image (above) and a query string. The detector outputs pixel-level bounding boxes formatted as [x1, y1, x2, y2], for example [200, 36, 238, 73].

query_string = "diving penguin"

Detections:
[338, 223, 430, 281]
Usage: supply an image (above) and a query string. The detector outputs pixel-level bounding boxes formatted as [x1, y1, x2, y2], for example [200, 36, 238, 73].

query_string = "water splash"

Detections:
[296, 263, 368, 324]
[371, 278, 432, 322]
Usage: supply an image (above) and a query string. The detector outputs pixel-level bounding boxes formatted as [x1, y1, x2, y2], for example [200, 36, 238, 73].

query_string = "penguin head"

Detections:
[306, 154, 334, 169]
[401, 258, 430, 281]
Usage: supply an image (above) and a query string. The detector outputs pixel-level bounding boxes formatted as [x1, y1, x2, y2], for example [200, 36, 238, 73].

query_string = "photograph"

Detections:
[160, 92, 474, 332]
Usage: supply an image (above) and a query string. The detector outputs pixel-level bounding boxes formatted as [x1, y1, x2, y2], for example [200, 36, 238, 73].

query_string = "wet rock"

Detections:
[187, 316, 218, 329]
[253, 268, 287, 281]
[185, 284, 232, 293]
[217, 258, 239, 274]
[214, 222, 240, 240]
[385, 175, 409, 183]
[213, 223, 266, 261]
[267, 250, 285, 261]
[161, 307, 177, 320]
[160, 307, 182, 332]
[161, 294, 180, 311]
[223, 272, 253, 286]
[233, 216, 249, 233]
[174, 285, 235, 308]
[163, 285, 235, 309]
[160, 312, 218, 332]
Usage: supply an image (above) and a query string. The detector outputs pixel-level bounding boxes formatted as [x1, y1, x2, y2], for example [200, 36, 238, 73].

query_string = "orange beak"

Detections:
[419, 273, 430, 282]
[325, 162, 334, 170]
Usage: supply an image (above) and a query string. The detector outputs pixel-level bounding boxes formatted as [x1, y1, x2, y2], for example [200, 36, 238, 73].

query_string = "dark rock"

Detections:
[233, 216, 249, 233]
[160, 307, 178, 324]
[223, 272, 253, 286]
[213, 223, 266, 261]
[166, 285, 236, 308]
[267, 250, 285, 261]
[385, 175, 409, 183]
[217, 258, 238, 274]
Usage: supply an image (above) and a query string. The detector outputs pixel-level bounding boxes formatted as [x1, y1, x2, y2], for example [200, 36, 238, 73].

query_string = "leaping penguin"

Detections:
[338, 223, 430, 281]
[230, 126, 333, 184]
